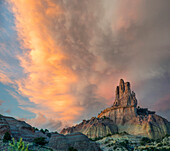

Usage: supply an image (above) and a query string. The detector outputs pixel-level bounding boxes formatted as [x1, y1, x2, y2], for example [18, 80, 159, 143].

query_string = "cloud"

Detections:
[8, 0, 108, 125]
[153, 95, 170, 112]
[0, 99, 11, 114]
[7, 90, 33, 106]
[0, 72, 13, 85]
[4, 0, 170, 130]
[153, 95, 170, 121]
[25, 113, 66, 132]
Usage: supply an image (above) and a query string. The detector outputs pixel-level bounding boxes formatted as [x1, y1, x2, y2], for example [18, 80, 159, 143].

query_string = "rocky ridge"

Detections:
[0, 114, 36, 141]
[0, 114, 100, 151]
[61, 79, 170, 139]
[61, 117, 118, 139]
[48, 132, 101, 151]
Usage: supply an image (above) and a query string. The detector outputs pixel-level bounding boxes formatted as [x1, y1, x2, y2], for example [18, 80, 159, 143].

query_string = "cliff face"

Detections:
[98, 79, 170, 139]
[61, 79, 170, 139]
[61, 117, 118, 139]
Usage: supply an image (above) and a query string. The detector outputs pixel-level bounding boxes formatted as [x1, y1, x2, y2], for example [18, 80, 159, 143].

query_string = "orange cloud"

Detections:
[9, 0, 83, 126]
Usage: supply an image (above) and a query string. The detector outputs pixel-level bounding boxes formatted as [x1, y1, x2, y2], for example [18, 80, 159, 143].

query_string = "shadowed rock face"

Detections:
[0, 114, 45, 141]
[48, 132, 101, 151]
[61, 79, 170, 139]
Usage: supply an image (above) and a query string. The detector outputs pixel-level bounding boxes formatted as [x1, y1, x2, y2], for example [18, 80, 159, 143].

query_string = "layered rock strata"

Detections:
[48, 132, 101, 151]
[0, 114, 39, 141]
[61, 117, 118, 139]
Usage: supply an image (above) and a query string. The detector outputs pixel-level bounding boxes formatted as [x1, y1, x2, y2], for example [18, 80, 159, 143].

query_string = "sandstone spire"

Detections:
[119, 79, 125, 98]
[113, 79, 137, 107]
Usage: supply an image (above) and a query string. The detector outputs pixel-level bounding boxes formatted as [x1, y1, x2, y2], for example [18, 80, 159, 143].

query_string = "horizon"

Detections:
[0, 0, 170, 132]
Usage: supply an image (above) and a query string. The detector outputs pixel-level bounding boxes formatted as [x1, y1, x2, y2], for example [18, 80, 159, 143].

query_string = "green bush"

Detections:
[8, 137, 29, 151]
[68, 147, 78, 151]
[33, 137, 47, 146]
[3, 132, 12, 142]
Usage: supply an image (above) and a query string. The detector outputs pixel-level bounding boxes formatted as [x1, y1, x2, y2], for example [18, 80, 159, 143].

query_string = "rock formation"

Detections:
[0, 114, 99, 151]
[48, 132, 101, 151]
[61, 79, 170, 139]
[114, 79, 137, 107]
[0, 114, 42, 141]
[61, 117, 118, 138]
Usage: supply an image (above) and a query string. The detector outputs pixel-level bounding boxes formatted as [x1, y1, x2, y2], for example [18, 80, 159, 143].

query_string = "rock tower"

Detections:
[61, 79, 170, 139]
[113, 79, 137, 107]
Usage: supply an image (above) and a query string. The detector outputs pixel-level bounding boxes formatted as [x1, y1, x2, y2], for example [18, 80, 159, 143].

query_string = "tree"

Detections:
[68, 147, 78, 151]
[3, 132, 12, 142]
[44, 129, 49, 133]
[33, 137, 47, 146]
[40, 129, 45, 134]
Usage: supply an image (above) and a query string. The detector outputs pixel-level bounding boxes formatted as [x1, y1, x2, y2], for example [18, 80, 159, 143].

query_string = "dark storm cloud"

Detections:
[56, 0, 170, 120]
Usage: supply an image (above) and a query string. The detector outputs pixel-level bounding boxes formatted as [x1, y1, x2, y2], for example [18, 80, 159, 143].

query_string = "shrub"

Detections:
[93, 136, 103, 141]
[44, 129, 49, 133]
[140, 137, 151, 145]
[119, 141, 128, 148]
[40, 129, 45, 134]
[106, 143, 114, 147]
[157, 143, 163, 147]
[33, 137, 48, 146]
[47, 133, 51, 138]
[123, 140, 129, 145]
[156, 138, 161, 143]
[8, 137, 29, 151]
[68, 147, 78, 151]
[3, 132, 12, 142]
[39, 128, 49, 134]
[33, 127, 39, 131]
[106, 134, 112, 137]
[119, 131, 129, 135]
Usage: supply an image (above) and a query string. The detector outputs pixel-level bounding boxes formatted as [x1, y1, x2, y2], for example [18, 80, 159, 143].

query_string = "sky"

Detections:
[0, 0, 170, 131]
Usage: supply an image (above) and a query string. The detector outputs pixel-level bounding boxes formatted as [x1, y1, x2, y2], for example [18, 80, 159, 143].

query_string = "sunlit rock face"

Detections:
[61, 79, 170, 139]
[61, 117, 118, 139]
[114, 79, 137, 107]
[98, 79, 170, 139]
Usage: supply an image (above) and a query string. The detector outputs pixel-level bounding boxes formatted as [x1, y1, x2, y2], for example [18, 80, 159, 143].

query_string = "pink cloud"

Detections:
[153, 95, 170, 112]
